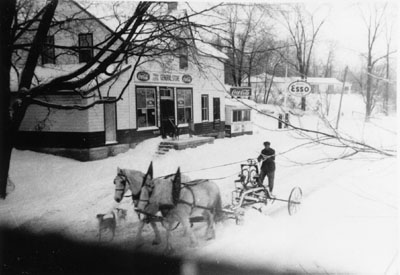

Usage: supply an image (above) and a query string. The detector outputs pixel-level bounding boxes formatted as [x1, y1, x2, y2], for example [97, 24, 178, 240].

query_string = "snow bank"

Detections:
[0, 101, 397, 274]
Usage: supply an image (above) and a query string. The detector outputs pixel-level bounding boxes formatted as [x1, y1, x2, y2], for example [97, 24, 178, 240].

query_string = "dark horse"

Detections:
[113, 163, 161, 245]
[138, 168, 223, 252]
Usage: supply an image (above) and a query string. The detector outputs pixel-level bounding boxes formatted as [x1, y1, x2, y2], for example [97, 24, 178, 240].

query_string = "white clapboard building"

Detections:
[13, 1, 228, 160]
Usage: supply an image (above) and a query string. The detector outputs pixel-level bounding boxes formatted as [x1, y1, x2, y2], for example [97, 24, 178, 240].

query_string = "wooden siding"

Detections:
[19, 95, 90, 132]
[194, 121, 225, 138]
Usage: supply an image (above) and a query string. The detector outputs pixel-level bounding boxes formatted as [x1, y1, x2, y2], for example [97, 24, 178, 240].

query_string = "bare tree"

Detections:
[359, 2, 396, 120]
[0, 0, 222, 198]
[279, 4, 327, 110]
[382, 10, 396, 115]
[217, 4, 271, 87]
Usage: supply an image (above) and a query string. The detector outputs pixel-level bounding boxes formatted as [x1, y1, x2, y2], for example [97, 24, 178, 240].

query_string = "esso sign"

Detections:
[288, 80, 312, 97]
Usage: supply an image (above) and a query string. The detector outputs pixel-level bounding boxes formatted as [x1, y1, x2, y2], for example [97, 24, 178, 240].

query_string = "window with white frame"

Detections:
[176, 88, 192, 124]
[78, 33, 93, 63]
[42, 35, 55, 64]
[136, 87, 156, 128]
[233, 110, 250, 122]
[201, 95, 209, 121]
[179, 42, 188, 69]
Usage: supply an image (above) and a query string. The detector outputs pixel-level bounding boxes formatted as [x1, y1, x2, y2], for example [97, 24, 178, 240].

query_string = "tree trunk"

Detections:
[19, 0, 58, 90]
[384, 44, 389, 115]
[366, 53, 373, 121]
[0, 0, 16, 199]
[0, 0, 57, 199]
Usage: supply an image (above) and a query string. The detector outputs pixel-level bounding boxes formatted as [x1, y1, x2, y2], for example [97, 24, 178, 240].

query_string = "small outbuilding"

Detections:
[224, 87, 256, 137]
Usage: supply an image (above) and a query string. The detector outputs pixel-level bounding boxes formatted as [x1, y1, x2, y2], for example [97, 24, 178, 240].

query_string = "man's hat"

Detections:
[263, 141, 270, 146]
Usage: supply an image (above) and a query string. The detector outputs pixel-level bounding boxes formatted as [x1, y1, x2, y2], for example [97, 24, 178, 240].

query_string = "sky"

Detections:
[314, 1, 398, 68]
[187, 0, 398, 72]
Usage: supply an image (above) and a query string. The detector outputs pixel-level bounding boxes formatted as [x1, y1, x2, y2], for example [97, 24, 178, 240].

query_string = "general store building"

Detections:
[13, 1, 227, 161]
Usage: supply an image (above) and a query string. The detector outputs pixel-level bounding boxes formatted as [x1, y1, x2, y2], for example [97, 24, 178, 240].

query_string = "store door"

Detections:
[213, 97, 221, 129]
[159, 88, 175, 138]
[104, 101, 117, 144]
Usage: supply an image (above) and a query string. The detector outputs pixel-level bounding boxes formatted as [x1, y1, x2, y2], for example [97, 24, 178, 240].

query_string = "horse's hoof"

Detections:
[152, 239, 161, 245]
[134, 241, 144, 248]
[164, 247, 174, 255]
[206, 235, 215, 241]
[134, 238, 145, 248]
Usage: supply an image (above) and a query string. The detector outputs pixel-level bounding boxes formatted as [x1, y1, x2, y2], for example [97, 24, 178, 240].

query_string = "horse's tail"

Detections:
[213, 193, 224, 223]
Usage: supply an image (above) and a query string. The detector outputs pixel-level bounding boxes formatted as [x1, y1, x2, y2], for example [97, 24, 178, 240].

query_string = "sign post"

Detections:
[280, 80, 312, 129]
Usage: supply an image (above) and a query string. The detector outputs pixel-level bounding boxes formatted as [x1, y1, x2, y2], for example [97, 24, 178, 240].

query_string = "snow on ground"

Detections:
[0, 98, 398, 274]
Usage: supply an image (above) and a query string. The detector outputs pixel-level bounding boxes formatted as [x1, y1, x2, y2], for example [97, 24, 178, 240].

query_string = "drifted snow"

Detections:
[0, 97, 398, 274]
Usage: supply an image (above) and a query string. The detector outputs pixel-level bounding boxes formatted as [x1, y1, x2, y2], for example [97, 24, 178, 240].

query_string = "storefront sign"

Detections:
[230, 87, 251, 98]
[160, 74, 180, 82]
[137, 71, 150, 81]
[182, 74, 192, 83]
[288, 80, 312, 97]
[136, 71, 193, 84]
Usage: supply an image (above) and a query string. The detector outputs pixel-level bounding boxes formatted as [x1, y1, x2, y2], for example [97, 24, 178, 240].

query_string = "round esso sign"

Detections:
[288, 80, 312, 97]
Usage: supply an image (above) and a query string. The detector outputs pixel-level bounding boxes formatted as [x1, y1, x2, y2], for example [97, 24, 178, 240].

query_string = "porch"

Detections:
[157, 135, 215, 155]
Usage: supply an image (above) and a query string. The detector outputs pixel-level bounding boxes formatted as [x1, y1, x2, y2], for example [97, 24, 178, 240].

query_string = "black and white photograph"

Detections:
[0, 0, 398, 274]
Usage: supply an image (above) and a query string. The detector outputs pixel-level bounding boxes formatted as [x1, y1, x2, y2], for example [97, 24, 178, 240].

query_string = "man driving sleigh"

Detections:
[257, 141, 276, 198]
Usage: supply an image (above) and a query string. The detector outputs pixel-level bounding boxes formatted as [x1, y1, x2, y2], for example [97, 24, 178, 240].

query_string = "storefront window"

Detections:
[243, 110, 250, 121]
[213, 97, 220, 121]
[233, 109, 250, 122]
[136, 87, 156, 128]
[177, 88, 192, 124]
[201, 95, 209, 121]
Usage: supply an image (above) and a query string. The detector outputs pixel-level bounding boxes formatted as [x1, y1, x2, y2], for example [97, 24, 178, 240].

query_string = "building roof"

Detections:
[195, 40, 228, 60]
[10, 63, 131, 92]
[225, 97, 256, 109]
[74, 0, 227, 59]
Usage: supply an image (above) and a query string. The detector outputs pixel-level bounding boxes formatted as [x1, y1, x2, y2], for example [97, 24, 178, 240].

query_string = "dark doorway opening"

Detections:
[213, 97, 221, 130]
[159, 88, 176, 138]
[104, 99, 117, 144]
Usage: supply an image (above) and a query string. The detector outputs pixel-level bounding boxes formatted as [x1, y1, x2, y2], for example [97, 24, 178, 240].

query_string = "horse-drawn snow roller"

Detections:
[222, 159, 303, 223]
[114, 161, 302, 251]
[133, 159, 302, 227]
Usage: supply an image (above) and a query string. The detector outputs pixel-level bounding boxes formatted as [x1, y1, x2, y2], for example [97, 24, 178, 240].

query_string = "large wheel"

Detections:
[288, 187, 302, 215]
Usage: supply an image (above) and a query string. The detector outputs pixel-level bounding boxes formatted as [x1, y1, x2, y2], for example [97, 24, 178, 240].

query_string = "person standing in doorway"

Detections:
[257, 141, 276, 196]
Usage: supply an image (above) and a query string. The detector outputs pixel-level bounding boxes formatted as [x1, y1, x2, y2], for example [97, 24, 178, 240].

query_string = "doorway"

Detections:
[159, 87, 176, 138]
[104, 100, 117, 144]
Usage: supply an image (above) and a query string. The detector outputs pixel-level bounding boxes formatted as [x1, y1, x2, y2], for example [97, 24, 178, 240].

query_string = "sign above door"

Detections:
[136, 71, 193, 84]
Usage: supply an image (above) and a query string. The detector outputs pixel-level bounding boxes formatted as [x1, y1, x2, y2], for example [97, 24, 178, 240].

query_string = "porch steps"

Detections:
[156, 143, 174, 155]
[156, 136, 215, 155]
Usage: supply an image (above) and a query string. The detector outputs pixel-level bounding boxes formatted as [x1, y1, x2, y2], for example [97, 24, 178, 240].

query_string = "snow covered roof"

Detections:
[74, 1, 227, 59]
[10, 63, 131, 92]
[195, 40, 228, 60]
[225, 97, 256, 109]
[73, 0, 137, 34]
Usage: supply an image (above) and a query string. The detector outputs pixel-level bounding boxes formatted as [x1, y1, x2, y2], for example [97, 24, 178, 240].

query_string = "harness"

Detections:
[114, 173, 144, 202]
[141, 179, 214, 216]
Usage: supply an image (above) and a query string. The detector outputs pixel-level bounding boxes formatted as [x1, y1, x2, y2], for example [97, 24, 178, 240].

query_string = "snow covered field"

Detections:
[1, 97, 398, 274]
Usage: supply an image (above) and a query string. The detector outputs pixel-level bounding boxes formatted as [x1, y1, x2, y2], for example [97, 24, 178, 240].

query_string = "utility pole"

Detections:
[335, 66, 348, 129]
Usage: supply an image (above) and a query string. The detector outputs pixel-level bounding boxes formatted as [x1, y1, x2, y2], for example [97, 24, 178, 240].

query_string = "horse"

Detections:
[138, 168, 224, 252]
[113, 163, 162, 245]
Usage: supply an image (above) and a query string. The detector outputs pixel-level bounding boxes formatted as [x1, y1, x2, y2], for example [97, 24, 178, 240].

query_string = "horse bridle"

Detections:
[115, 173, 142, 200]
[114, 173, 128, 193]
